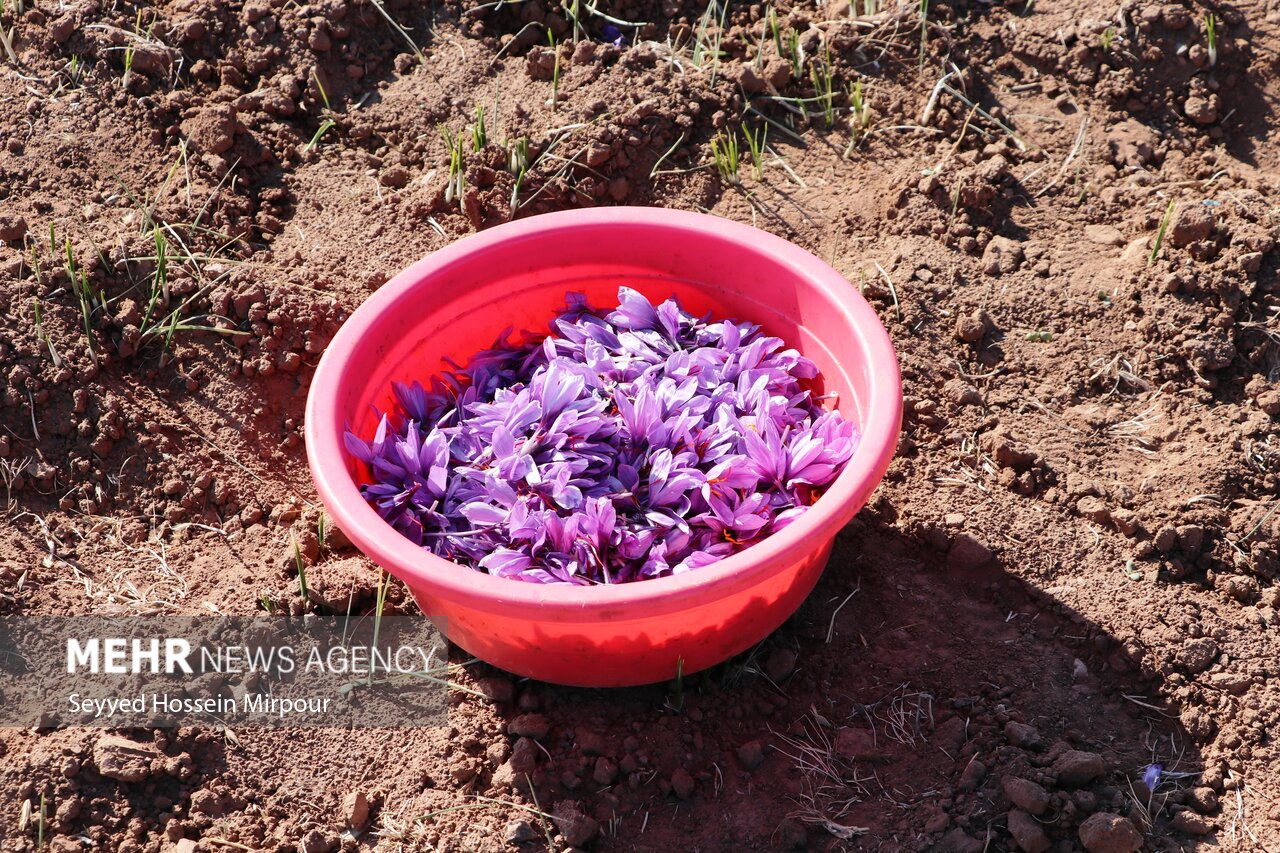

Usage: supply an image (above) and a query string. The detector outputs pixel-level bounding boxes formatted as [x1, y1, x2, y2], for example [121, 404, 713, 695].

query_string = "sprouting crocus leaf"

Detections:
[344, 288, 860, 584]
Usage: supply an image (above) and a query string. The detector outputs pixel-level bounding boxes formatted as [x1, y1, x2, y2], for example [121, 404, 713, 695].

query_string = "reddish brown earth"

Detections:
[2, 0, 1279, 850]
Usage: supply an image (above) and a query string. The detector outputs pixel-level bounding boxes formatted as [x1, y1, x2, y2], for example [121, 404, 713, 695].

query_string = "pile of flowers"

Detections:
[344, 288, 858, 584]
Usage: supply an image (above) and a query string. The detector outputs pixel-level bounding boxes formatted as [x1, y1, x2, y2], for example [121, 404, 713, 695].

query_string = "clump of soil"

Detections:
[1, 0, 1278, 850]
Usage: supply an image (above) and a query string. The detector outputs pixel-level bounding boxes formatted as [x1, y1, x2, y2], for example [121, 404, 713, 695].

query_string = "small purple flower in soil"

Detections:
[1142, 763, 1162, 791]
[345, 288, 859, 584]
[599, 23, 626, 47]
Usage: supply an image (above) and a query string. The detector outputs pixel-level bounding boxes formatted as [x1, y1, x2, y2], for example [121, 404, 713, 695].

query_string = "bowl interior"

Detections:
[338, 220, 874, 472]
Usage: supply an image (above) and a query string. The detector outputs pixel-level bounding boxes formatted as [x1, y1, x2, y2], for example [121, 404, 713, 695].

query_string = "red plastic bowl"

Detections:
[305, 208, 900, 687]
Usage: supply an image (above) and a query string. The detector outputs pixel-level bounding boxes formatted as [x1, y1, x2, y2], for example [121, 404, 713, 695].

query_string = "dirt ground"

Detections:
[2, 0, 1279, 850]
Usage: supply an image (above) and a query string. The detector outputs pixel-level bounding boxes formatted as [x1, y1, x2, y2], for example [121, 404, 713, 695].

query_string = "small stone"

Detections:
[1110, 508, 1140, 537]
[49, 15, 76, 43]
[0, 214, 29, 243]
[379, 166, 409, 188]
[1154, 525, 1179, 554]
[1078, 813, 1142, 853]
[948, 534, 994, 570]
[592, 757, 618, 785]
[505, 819, 539, 844]
[476, 676, 514, 703]
[1084, 224, 1124, 246]
[1187, 787, 1219, 814]
[1176, 637, 1219, 673]
[1222, 575, 1259, 603]
[509, 713, 550, 740]
[1171, 810, 1213, 835]
[584, 144, 611, 168]
[958, 759, 987, 792]
[762, 647, 798, 682]
[608, 177, 630, 202]
[670, 768, 695, 799]
[1183, 95, 1219, 125]
[575, 729, 610, 757]
[1007, 809, 1050, 853]
[93, 734, 159, 783]
[940, 828, 984, 853]
[736, 739, 765, 769]
[1076, 496, 1110, 524]
[262, 89, 298, 117]
[1169, 203, 1215, 248]
[944, 378, 982, 407]
[1003, 778, 1051, 815]
[778, 817, 808, 848]
[297, 829, 335, 853]
[507, 737, 539, 775]
[982, 235, 1024, 275]
[1239, 251, 1264, 274]
[1004, 721, 1045, 751]
[171, 841, 198, 853]
[1053, 750, 1105, 786]
[954, 311, 990, 343]
[834, 727, 875, 760]
[189, 789, 223, 816]
[343, 791, 370, 831]
[553, 800, 599, 846]
[181, 104, 238, 155]
[933, 716, 968, 754]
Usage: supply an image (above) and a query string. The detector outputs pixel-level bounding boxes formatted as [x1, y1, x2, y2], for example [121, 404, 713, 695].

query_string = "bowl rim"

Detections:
[305, 207, 901, 617]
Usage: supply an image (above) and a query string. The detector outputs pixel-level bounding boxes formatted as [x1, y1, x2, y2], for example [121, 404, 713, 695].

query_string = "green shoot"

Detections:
[1022, 0, 1034, 13]
[1204, 13, 1217, 67]
[37, 792, 46, 851]
[139, 225, 168, 332]
[507, 136, 529, 174]
[122, 43, 135, 86]
[548, 30, 561, 111]
[66, 55, 85, 89]
[32, 296, 61, 368]
[292, 533, 309, 603]
[1024, 330, 1052, 342]
[441, 125, 466, 212]
[767, 6, 783, 56]
[743, 124, 767, 180]
[305, 119, 337, 152]
[563, 0, 582, 41]
[918, 0, 929, 68]
[1100, 27, 1113, 52]
[314, 72, 331, 111]
[305, 73, 337, 152]
[710, 132, 740, 185]
[843, 79, 871, 155]
[849, 79, 870, 131]
[786, 27, 803, 76]
[507, 137, 530, 215]
[259, 594, 276, 614]
[470, 105, 487, 152]
[1149, 199, 1176, 266]
[810, 55, 837, 129]
[368, 568, 389, 685]
[0, 0, 17, 66]
[59, 231, 99, 365]
[691, 0, 729, 84]
[317, 512, 328, 550]
[121, 9, 147, 88]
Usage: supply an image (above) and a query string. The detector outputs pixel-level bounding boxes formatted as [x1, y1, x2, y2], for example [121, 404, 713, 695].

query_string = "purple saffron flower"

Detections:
[343, 288, 860, 584]
[600, 23, 626, 47]
[1142, 763, 1162, 791]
